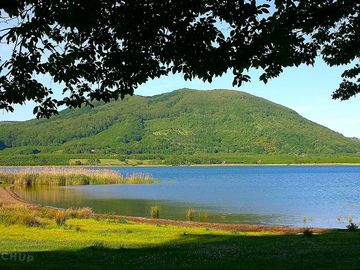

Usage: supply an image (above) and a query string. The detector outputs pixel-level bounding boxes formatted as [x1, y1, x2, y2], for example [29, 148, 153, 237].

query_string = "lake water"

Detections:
[12, 166, 360, 228]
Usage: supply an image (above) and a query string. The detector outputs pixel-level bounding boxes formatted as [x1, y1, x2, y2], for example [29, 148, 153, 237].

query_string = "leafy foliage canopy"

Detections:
[0, 1, 359, 117]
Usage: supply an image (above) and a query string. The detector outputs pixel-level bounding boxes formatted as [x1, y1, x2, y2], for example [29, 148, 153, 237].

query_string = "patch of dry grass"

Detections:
[0, 168, 156, 186]
[0, 204, 94, 227]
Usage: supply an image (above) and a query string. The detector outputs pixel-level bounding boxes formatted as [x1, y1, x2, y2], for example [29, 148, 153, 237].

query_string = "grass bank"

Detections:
[0, 168, 157, 186]
[0, 204, 359, 270]
[2, 152, 360, 166]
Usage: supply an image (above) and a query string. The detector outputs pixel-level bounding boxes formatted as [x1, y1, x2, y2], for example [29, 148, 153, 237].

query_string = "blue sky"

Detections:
[0, 57, 359, 137]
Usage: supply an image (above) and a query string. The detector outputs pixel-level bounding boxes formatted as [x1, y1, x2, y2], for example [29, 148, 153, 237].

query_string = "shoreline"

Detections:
[0, 186, 331, 234]
[0, 186, 40, 207]
[2, 162, 360, 168]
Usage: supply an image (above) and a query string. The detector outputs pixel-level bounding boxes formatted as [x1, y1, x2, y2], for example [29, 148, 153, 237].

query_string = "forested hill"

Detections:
[1, 89, 359, 155]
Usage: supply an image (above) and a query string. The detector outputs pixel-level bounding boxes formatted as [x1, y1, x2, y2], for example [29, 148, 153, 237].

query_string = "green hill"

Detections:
[1, 89, 360, 165]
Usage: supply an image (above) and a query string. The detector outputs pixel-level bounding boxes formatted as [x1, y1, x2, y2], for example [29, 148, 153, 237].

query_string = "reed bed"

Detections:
[150, 206, 160, 219]
[0, 168, 157, 186]
[0, 204, 94, 227]
[186, 208, 195, 221]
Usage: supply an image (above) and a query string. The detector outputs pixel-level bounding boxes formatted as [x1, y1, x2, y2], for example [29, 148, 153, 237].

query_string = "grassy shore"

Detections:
[1, 164, 359, 269]
[2, 152, 360, 166]
[0, 168, 156, 186]
[0, 203, 359, 270]
[0, 189, 359, 269]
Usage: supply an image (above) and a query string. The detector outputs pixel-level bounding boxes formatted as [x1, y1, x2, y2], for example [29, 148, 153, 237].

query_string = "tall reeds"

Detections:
[186, 208, 195, 221]
[150, 206, 159, 219]
[0, 204, 94, 227]
[0, 169, 156, 186]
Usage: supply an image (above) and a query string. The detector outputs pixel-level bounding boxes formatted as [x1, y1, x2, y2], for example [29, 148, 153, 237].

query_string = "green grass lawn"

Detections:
[1, 217, 360, 270]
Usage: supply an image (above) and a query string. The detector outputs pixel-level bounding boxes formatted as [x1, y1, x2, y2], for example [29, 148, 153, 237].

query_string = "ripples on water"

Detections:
[12, 165, 360, 228]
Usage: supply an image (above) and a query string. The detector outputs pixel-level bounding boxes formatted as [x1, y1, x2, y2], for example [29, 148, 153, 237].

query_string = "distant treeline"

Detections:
[1, 153, 360, 166]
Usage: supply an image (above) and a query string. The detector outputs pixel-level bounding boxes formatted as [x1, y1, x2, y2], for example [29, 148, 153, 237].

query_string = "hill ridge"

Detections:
[0, 89, 359, 155]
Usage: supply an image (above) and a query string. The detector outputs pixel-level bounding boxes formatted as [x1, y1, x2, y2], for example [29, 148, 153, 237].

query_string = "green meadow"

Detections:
[0, 206, 359, 270]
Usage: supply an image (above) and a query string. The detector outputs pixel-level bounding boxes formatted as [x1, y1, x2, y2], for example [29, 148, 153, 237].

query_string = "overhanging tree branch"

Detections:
[0, 0, 359, 118]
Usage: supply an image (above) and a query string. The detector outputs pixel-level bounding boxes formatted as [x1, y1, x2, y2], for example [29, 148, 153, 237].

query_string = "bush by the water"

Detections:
[54, 210, 68, 226]
[150, 206, 159, 219]
[0, 205, 44, 227]
[0, 204, 94, 227]
[0, 169, 156, 186]
[186, 208, 195, 221]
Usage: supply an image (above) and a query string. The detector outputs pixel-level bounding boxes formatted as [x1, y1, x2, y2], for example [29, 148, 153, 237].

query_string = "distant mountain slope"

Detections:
[0, 89, 359, 155]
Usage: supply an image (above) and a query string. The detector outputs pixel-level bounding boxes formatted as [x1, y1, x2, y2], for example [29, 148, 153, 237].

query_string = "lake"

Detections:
[12, 165, 360, 228]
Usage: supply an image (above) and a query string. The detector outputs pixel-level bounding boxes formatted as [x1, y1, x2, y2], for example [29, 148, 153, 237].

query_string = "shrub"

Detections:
[302, 228, 313, 237]
[150, 206, 159, 219]
[0, 205, 43, 227]
[54, 210, 68, 226]
[20, 213, 41, 227]
[0, 204, 93, 228]
[75, 207, 94, 219]
[346, 222, 359, 231]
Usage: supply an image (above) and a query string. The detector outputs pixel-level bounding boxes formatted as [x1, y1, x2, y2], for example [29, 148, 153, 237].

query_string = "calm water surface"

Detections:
[13, 166, 360, 228]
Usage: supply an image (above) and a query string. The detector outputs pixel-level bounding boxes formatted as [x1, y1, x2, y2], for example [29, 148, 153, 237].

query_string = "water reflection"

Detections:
[12, 165, 360, 228]
[14, 185, 293, 225]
